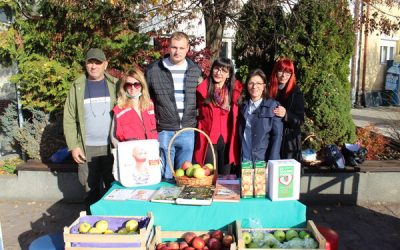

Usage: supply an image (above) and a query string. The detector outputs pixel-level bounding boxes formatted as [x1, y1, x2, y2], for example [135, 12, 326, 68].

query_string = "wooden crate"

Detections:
[236, 220, 326, 250]
[63, 211, 154, 250]
[149, 225, 237, 250]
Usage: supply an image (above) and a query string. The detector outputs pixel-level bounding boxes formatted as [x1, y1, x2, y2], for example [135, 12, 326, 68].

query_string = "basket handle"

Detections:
[167, 127, 217, 178]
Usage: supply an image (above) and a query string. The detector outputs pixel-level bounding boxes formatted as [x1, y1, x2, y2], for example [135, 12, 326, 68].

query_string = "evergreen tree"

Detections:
[234, 0, 356, 149]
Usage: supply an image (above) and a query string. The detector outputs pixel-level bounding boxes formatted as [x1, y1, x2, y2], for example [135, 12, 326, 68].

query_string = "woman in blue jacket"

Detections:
[238, 69, 283, 162]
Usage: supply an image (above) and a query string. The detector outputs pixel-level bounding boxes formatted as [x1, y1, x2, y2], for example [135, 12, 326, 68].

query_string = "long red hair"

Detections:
[269, 58, 296, 99]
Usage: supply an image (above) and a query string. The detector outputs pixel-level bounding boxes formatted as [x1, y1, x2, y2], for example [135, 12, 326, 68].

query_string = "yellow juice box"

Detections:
[241, 161, 254, 198]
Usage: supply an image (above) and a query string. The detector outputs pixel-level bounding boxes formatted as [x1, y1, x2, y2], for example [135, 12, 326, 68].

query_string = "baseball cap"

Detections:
[85, 48, 107, 62]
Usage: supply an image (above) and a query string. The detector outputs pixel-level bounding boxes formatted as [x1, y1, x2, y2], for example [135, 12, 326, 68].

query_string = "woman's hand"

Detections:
[273, 105, 286, 118]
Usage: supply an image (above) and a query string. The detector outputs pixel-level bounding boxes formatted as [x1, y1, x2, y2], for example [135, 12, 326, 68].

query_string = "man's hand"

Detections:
[71, 147, 86, 164]
[273, 105, 286, 118]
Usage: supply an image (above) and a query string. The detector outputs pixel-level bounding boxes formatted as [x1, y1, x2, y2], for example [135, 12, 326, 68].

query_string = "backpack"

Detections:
[323, 144, 346, 169]
[341, 143, 368, 166]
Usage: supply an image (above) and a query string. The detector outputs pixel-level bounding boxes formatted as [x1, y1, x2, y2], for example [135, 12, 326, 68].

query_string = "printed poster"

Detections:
[116, 139, 161, 187]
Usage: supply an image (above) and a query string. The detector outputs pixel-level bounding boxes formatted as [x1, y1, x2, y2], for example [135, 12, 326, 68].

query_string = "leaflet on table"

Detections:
[150, 186, 184, 203]
[104, 188, 155, 201]
[213, 179, 240, 202]
[175, 186, 215, 206]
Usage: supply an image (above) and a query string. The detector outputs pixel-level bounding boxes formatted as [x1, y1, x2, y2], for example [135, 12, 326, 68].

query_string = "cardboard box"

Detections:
[268, 159, 301, 201]
[149, 225, 236, 250]
[236, 220, 326, 250]
[241, 161, 254, 198]
[63, 211, 154, 250]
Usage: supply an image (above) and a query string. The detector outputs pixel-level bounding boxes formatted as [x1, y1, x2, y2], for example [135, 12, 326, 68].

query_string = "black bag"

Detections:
[323, 144, 346, 169]
[341, 143, 368, 166]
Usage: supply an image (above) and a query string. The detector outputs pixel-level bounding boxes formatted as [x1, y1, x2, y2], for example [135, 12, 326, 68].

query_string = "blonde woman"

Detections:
[111, 67, 158, 147]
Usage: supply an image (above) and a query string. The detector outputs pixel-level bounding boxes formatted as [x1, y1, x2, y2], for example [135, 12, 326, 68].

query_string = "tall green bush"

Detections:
[280, 0, 356, 149]
[234, 0, 356, 150]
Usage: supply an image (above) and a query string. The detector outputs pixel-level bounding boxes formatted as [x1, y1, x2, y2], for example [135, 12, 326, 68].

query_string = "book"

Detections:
[213, 179, 240, 202]
[150, 186, 184, 203]
[104, 188, 137, 201]
[128, 189, 156, 201]
[175, 186, 215, 206]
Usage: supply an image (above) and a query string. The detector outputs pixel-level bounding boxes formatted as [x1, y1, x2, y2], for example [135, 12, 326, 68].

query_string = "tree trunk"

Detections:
[201, 0, 229, 60]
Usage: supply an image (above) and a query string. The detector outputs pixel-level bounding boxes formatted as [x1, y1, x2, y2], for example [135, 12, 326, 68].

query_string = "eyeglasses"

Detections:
[277, 71, 292, 77]
[248, 82, 264, 87]
[213, 67, 229, 74]
[125, 81, 142, 89]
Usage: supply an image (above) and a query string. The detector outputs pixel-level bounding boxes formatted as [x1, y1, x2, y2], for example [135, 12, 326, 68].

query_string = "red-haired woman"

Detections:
[271, 59, 305, 162]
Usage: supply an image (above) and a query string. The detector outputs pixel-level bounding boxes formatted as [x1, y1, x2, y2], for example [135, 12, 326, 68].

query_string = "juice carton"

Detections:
[241, 161, 254, 198]
[268, 159, 301, 201]
[253, 161, 267, 198]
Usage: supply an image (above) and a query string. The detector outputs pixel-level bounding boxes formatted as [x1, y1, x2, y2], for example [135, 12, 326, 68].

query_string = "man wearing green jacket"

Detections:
[63, 48, 118, 212]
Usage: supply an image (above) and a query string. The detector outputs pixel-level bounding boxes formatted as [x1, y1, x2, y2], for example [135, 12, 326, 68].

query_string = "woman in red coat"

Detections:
[111, 66, 158, 147]
[194, 57, 242, 175]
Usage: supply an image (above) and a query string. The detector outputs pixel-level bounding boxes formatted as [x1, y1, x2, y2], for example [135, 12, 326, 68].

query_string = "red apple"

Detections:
[179, 241, 189, 250]
[183, 247, 195, 250]
[167, 241, 180, 250]
[207, 238, 222, 250]
[181, 161, 193, 171]
[211, 230, 223, 241]
[156, 243, 167, 250]
[183, 232, 197, 244]
[200, 233, 211, 244]
[191, 237, 205, 249]
[222, 235, 233, 247]
[160, 247, 172, 250]
[202, 166, 211, 176]
[203, 246, 209, 250]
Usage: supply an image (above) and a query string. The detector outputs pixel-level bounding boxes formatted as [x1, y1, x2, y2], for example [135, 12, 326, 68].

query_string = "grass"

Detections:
[0, 157, 23, 175]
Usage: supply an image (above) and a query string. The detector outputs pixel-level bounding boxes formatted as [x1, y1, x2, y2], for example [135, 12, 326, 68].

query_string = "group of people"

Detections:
[63, 31, 304, 210]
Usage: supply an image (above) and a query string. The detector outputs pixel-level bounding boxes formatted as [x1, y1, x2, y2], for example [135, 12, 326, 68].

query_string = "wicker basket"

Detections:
[167, 128, 217, 187]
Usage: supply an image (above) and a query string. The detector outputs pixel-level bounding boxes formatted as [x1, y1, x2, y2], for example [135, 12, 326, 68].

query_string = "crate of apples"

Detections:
[176, 161, 215, 179]
[151, 226, 236, 250]
[63, 211, 154, 249]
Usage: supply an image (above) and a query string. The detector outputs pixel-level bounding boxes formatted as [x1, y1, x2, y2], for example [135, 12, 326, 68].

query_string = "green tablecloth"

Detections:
[91, 182, 306, 230]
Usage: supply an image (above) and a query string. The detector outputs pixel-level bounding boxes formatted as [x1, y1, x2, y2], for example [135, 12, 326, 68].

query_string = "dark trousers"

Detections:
[79, 145, 114, 213]
[205, 135, 231, 175]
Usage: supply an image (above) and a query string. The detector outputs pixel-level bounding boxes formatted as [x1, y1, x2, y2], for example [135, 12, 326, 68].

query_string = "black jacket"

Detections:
[145, 58, 202, 131]
[238, 98, 283, 162]
[276, 85, 305, 162]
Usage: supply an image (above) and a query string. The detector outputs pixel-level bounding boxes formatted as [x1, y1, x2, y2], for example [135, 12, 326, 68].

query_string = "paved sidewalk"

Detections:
[351, 106, 400, 138]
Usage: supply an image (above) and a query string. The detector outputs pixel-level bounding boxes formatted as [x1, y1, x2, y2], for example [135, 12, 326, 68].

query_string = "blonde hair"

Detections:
[170, 31, 189, 44]
[117, 67, 153, 111]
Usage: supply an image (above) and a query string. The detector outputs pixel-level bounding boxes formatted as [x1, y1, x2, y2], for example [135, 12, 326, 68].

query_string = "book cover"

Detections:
[175, 186, 215, 206]
[104, 189, 137, 201]
[213, 179, 240, 202]
[128, 189, 156, 201]
[150, 186, 184, 203]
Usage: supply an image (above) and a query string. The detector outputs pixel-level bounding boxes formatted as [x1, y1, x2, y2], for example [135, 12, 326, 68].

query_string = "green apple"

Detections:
[95, 220, 108, 233]
[185, 166, 195, 177]
[273, 230, 285, 242]
[88, 227, 102, 234]
[285, 229, 299, 241]
[193, 167, 206, 178]
[204, 163, 214, 172]
[78, 222, 91, 233]
[125, 219, 139, 232]
[246, 242, 258, 248]
[242, 231, 252, 245]
[118, 228, 129, 234]
[192, 163, 202, 169]
[299, 230, 311, 239]
[176, 168, 185, 177]
[104, 229, 114, 234]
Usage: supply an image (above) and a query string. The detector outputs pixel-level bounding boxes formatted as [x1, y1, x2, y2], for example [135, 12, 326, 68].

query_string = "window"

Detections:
[380, 39, 396, 64]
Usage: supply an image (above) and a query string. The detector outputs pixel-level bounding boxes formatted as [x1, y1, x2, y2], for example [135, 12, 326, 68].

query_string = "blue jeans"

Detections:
[158, 130, 195, 179]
